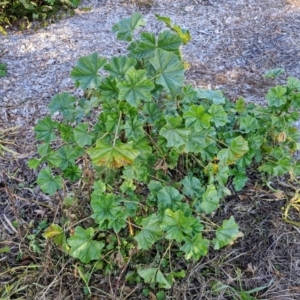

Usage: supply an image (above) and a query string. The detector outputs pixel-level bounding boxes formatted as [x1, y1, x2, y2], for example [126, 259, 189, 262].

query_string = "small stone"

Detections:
[46, 58, 55, 65]
[184, 5, 194, 12]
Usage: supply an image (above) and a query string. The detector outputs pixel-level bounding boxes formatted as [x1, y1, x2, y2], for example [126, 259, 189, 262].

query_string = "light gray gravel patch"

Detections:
[0, 0, 300, 130]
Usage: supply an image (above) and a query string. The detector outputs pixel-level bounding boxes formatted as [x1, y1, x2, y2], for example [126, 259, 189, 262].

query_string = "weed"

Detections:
[28, 13, 300, 293]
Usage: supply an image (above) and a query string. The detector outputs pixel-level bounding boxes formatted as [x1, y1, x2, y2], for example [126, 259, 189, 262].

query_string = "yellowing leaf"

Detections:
[87, 140, 139, 169]
[0, 25, 7, 35]
[43, 224, 67, 250]
[213, 216, 243, 250]
[217, 136, 249, 165]
[180, 233, 209, 260]
[43, 224, 63, 239]
[155, 14, 191, 45]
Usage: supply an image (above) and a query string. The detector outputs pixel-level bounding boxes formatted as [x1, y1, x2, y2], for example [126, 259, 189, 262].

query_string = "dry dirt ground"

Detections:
[1, 0, 300, 299]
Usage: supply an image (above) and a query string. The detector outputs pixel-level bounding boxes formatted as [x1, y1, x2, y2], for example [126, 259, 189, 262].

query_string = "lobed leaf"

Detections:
[287, 76, 300, 91]
[143, 103, 162, 124]
[28, 158, 41, 169]
[108, 211, 128, 233]
[213, 216, 242, 250]
[130, 30, 182, 60]
[87, 140, 139, 169]
[112, 12, 145, 41]
[93, 180, 106, 194]
[129, 32, 157, 59]
[122, 162, 148, 182]
[157, 30, 182, 53]
[67, 226, 104, 263]
[155, 14, 191, 45]
[155, 14, 172, 27]
[235, 97, 245, 113]
[63, 165, 82, 182]
[34, 116, 57, 144]
[264, 68, 284, 79]
[138, 268, 171, 289]
[159, 116, 190, 148]
[183, 105, 211, 130]
[266, 86, 287, 107]
[131, 135, 152, 160]
[37, 143, 50, 158]
[117, 69, 155, 107]
[58, 124, 74, 143]
[217, 136, 249, 165]
[181, 175, 204, 198]
[197, 89, 225, 104]
[232, 172, 248, 191]
[48, 92, 76, 119]
[36, 167, 62, 195]
[160, 209, 194, 242]
[180, 233, 209, 260]
[123, 118, 145, 140]
[73, 123, 94, 147]
[99, 76, 119, 101]
[208, 104, 228, 127]
[45, 151, 61, 168]
[149, 49, 184, 96]
[71, 52, 106, 89]
[259, 157, 292, 176]
[104, 56, 136, 79]
[134, 214, 163, 250]
[157, 186, 183, 210]
[91, 193, 118, 221]
[239, 115, 259, 133]
[201, 184, 220, 214]
[184, 129, 212, 153]
[43, 224, 66, 249]
[57, 145, 79, 170]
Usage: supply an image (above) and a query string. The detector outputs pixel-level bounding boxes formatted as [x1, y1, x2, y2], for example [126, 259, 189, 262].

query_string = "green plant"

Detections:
[212, 269, 273, 299]
[263, 67, 285, 79]
[26, 219, 49, 253]
[0, 62, 6, 76]
[29, 13, 300, 291]
[0, 279, 29, 300]
[0, 0, 80, 33]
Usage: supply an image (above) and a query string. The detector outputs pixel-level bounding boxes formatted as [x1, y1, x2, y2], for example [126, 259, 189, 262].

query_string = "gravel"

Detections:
[0, 0, 300, 129]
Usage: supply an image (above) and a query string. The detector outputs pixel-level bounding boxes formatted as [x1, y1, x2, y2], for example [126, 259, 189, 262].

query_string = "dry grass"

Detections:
[2, 174, 299, 299]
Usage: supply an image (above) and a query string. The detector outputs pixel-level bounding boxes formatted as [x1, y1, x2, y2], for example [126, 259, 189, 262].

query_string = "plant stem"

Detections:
[113, 112, 122, 147]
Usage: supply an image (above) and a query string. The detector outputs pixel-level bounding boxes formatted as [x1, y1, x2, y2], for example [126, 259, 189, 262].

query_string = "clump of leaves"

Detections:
[29, 13, 300, 291]
[0, 0, 80, 34]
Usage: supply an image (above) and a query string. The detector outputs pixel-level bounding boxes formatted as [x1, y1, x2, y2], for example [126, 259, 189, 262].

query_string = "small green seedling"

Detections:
[0, 63, 7, 77]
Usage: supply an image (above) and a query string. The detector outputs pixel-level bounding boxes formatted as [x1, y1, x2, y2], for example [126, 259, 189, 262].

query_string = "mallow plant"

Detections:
[28, 13, 300, 290]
